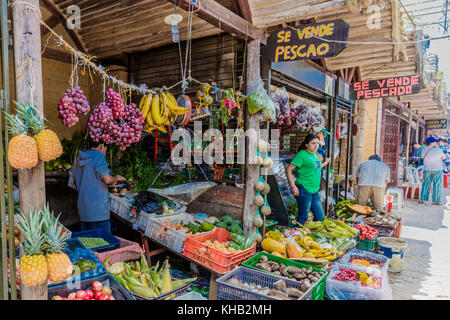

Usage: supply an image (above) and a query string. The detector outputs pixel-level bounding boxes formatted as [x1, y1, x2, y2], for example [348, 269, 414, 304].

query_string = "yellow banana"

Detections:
[156, 125, 167, 133]
[141, 93, 152, 119]
[138, 94, 147, 110]
[151, 93, 163, 125]
[160, 92, 170, 122]
[166, 92, 188, 115]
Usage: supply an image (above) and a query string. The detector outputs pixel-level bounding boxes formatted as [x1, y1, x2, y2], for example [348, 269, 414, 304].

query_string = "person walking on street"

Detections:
[418, 136, 445, 205]
[355, 155, 391, 211]
[72, 141, 126, 233]
[286, 134, 330, 226]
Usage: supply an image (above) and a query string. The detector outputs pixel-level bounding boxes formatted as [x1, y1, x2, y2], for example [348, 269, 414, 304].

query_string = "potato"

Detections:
[273, 271, 281, 276]
[287, 288, 304, 299]
[274, 279, 287, 292]
[259, 255, 269, 263]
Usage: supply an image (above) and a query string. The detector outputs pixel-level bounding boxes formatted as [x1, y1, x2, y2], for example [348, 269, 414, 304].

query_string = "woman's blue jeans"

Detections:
[294, 184, 325, 225]
[80, 220, 111, 234]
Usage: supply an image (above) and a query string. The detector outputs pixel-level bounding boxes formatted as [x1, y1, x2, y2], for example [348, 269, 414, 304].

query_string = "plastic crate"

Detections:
[368, 224, 394, 238]
[94, 236, 143, 264]
[358, 236, 379, 251]
[216, 266, 315, 300]
[137, 211, 156, 231]
[145, 212, 210, 253]
[174, 291, 207, 300]
[48, 273, 134, 300]
[130, 283, 189, 300]
[183, 228, 256, 274]
[110, 194, 132, 220]
[71, 228, 121, 252]
[241, 252, 327, 300]
[48, 247, 107, 287]
[339, 248, 390, 274]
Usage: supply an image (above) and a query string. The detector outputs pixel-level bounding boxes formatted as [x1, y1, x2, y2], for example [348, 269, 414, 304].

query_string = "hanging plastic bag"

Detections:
[246, 77, 277, 122]
[325, 262, 392, 300]
[338, 249, 390, 274]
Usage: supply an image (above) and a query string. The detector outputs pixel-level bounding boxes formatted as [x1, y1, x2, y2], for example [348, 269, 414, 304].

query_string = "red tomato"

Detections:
[76, 290, 87, 300]
[99, 294, 110, 300]
[94, 291, 103, 300]
[85, 289, 94, 300]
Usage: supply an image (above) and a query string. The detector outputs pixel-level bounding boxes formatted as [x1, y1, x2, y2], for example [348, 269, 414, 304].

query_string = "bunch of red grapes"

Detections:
[57, 86, 90, 127]
[87, 89, 144, 150]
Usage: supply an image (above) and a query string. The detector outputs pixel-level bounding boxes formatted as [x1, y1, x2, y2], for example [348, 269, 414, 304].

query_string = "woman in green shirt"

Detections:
[286, 134, 330, 225]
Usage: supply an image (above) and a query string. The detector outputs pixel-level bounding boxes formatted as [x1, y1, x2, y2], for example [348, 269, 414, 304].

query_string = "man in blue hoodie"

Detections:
[72, 141, 126, 233]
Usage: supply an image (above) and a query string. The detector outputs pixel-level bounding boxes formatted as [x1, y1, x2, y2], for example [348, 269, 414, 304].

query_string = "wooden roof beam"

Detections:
[39, 0, 87, 53]
[233, 0, 253, 23]
[173, 0, 265, 44]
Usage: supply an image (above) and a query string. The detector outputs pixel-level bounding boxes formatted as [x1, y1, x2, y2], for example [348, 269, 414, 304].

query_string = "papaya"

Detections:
[271, 251, 287, 258]
[285, 242, 302, 258]
[261, 238, 286, 255]
[346, 204, 373, 215]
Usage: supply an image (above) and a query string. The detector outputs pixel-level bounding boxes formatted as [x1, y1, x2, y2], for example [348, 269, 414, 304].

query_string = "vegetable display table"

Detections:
[111, 211, 223, 300]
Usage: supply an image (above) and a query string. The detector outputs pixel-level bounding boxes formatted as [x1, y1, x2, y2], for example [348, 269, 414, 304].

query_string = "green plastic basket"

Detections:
[241, 251, 327, 300]
[358, 236, 379, 251]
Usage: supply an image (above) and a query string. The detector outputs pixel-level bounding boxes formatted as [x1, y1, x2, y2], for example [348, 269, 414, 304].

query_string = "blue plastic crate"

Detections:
[71, 228, 120, 252]
[48, 273, 134, 300]
[48, 247, 107, 288]
[63, 238, 85, 257]
[216, 266, 315, 300]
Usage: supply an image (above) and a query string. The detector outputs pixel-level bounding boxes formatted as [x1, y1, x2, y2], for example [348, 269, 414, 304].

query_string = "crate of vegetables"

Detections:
[338, 249, 390, 273]
[325, 263, 392, 300]
[241, 252, 327, 300]
[48, 274, 134, 300]
[217, 266, 316, 300]
[183, 228, 256, 274]
[354, 224, 379, 251]
[71, 228, 120, 252]
[144, 212, 215, 254]
[368, 224, 394, 238]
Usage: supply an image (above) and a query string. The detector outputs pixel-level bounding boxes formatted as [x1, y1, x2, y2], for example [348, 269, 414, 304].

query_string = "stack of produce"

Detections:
[51, 280, 115, 300]
[214, 215, 243, 235]
[252, 254, 325, 288]
[332, 268, 381, 289]
[88, 88, 144, 150]
[199, 232, 256, 254]
[158, 221, 214, 235]
[334, 199, 356, 221]
[6, 101, 63, 169]
[228, 277, 310, 300]
[71, 258, 98, 276]
[78, 237, 110, 249]
[139, 91, 188, 134]
[362, 211, 400, 227]
[304, 217, 358, 239]
[4, 223, 20, 248]
[57, 86, 90, 127]
[16, 204, 72, 286]
[104, 255, 196, 299]
[354, 224, 379, 240]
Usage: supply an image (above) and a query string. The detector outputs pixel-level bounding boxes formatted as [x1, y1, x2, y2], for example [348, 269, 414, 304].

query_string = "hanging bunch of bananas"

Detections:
[138, 91, 188, 134]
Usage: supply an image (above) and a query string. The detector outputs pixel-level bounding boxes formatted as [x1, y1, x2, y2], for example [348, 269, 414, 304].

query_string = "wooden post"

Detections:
[353, 100, 366, 168]
[405, 112, 412, 165]
[12, 0, 47, 300]
[243, 39, 260, 236]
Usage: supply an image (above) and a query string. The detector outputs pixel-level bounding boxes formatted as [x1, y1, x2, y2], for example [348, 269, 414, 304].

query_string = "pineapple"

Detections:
[16, 209, 48, 286]
[15, 101, 63, 162]
[41, 204, 72, 283]
[5, 111, 39, 169]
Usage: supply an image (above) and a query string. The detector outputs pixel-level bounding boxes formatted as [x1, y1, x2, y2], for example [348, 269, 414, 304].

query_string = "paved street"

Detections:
[388, 187, 450, 300]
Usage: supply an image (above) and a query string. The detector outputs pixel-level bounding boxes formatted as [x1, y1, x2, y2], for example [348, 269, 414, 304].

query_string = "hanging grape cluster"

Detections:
[57, 86, 90, 127]
[88, 89, 144, 150]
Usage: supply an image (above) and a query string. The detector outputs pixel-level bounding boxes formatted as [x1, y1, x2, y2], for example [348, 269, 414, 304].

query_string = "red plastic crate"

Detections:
[183, 228, 256, 274]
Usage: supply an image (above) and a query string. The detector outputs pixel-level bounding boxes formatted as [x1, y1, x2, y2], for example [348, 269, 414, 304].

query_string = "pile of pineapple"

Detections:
[5, 101, 62, 170]
[17, 204, 73, 286]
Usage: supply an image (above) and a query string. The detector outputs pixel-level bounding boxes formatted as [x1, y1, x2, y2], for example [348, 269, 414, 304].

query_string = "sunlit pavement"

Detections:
[387, 187, 450, 300]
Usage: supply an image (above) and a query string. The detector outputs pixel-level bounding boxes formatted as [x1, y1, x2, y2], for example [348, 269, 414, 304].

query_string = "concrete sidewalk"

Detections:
[387, 187, 450, 300]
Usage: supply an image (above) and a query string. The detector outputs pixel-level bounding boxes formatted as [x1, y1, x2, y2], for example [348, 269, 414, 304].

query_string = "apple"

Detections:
[67, 292, 76, 300]
[99, 294, 110, 300]
[76, 290, 87, 300]
[92, 281, 103, 292]
[94, 291, 103, 300]
[85, 289, 94, 300]
[102, 286, 112, 296]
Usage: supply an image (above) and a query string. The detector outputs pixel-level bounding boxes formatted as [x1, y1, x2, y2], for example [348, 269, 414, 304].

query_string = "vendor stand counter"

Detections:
[111, 211, 224, 300]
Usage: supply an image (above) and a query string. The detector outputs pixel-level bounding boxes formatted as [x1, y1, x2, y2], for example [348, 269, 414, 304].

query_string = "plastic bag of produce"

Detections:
[246, 77, 277, 122]
[339, 249, 390, 274]
[270, 86, 290, 117]
[325, 263, 392, 300]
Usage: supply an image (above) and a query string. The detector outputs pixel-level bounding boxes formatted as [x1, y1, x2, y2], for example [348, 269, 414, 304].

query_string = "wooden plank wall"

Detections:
[129, 35, 245, 95]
